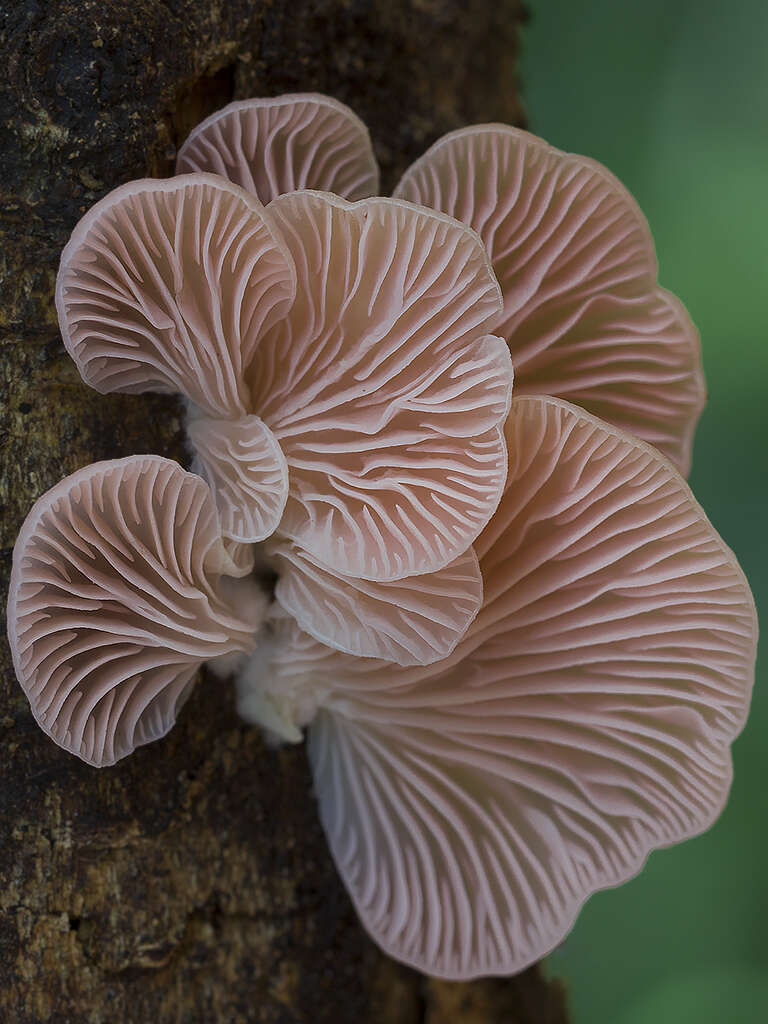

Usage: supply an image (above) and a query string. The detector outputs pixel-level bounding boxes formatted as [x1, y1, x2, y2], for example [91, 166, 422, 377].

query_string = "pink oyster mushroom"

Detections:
[239, 396, 756, 977]
[8, 93, 757, 980]
[55, 157, 513, 666]
[180, 93, 705, 475]
[7, 456, 266, 766]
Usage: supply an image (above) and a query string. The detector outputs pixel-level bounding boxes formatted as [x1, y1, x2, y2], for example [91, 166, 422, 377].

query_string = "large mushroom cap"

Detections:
[259, 395, 757, 978]
[8, 456, 265, 766]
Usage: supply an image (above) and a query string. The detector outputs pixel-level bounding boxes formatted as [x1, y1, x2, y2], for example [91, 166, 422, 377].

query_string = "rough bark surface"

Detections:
[0, 2, 570, 1021]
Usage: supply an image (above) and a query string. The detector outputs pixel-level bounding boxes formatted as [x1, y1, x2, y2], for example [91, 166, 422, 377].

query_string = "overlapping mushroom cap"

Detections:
[181, 94, 704, 475]
[55, 111, 514, 665]
[8, 456, 266, 766]
[243, 395, 756, 977]
[394, 126, 705, 474]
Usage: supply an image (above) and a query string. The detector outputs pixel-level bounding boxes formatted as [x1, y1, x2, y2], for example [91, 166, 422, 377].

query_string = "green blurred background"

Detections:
[523, 1, 767, 1020]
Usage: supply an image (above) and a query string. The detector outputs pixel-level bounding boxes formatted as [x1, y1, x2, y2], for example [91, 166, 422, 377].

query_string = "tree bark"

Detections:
[0, 2, 569, 1020]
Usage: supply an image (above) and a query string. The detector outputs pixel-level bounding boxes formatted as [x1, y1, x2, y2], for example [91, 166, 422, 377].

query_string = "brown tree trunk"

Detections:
[0, 2, 569, 1020]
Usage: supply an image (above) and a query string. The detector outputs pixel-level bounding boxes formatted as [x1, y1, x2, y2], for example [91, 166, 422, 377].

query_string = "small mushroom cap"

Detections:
[218, 538, 257, 579]
[252, 190, 514, 581]
[8, 456, 265, 767]
[176, 93, 380, 204]
[395, 126, 706, 475]
[187, 412, 288, 543]
[268, 538, 483, 667]
[263, 395, 756, 978]
[56, 174, 296, 419]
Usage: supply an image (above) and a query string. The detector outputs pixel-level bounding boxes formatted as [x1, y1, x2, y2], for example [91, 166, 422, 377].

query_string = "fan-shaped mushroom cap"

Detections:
[254, 395, 756, 978]
[187, 412, 289, 543]
[268, 539, 483, 666]
[251, 191, 513, 581]
[56, 174, 296, 419]
[176, 93, 380, 204]
[395, 127, 705, 474]
[8, 456, 266, 767]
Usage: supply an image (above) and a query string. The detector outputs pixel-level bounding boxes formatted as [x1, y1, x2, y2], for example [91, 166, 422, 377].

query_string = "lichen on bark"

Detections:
[0, 1, 569, 1020]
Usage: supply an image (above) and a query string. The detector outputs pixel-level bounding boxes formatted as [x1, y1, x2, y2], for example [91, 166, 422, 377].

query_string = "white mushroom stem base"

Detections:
[234, 634, 323, 744]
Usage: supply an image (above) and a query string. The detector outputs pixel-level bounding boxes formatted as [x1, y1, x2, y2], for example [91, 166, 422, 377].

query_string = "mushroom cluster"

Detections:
[8, 94, 757, 978]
